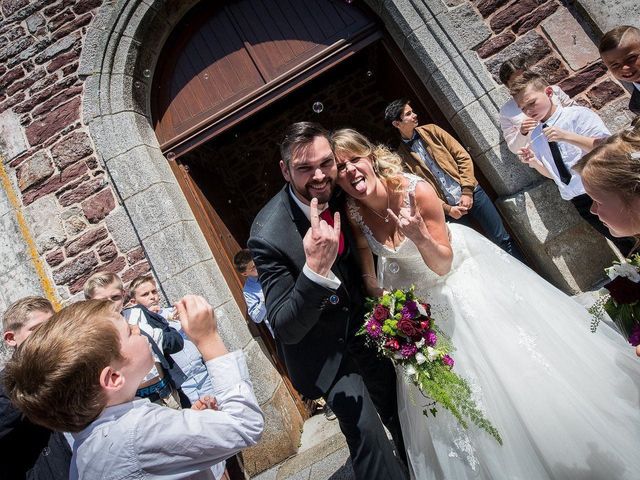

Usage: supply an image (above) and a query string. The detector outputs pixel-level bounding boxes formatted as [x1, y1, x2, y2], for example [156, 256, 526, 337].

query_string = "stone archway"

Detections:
[78, 1, 303, 474]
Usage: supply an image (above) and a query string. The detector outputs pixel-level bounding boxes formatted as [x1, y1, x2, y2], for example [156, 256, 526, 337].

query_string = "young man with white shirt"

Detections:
[600, 25, 640, 115]
[498, 56, 574, 154]
[3, 296, 263, 480]
[249, 122, 407, 480]
[512, 71, 634, 254]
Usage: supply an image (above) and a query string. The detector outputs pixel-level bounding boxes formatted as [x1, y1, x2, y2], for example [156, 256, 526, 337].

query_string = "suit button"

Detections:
[329, 294, 339, 305]
[337, 338, 345, 345]
[341, 307, 348, 312]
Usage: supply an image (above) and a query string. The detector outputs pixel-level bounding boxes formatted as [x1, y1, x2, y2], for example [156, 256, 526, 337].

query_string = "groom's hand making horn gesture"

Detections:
[303, 198, 341, 277]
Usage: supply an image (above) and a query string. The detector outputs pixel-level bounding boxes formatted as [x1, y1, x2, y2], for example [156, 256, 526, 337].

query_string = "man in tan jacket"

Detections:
[385, 99, 521, 259]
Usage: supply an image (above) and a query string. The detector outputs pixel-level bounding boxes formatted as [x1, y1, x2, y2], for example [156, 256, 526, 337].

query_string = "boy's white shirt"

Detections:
[127, 308, 164, 381]
[70, 350, 263, 480]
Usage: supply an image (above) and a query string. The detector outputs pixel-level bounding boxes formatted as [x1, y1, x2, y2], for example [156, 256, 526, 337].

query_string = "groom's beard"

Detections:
[291, 179, 335, 205]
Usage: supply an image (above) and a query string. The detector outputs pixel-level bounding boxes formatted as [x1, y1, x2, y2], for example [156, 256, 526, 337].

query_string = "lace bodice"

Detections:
[346, 173, 423, 260]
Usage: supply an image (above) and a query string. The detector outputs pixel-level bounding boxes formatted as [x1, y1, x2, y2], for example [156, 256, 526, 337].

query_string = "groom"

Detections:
[249, 122, 406, 480]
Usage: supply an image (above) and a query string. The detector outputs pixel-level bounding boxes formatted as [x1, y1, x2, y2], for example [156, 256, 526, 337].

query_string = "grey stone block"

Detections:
[24, 196, 66, 253]
[484, 30, 552, 81]
[213, 298, 254, 351]
[160, 258, 235, 311]
[243, 339, 282, 405]
[142, 220, 213, 281]
[308, 448, 353, 480]
[100, 111, 159, 160]
[449, 93, 503, 156]
[105, 205, 141, 253]
[0, 212, 31, 275]
[498, 181, 615, 293]
[425, 51, 495, 120]
[108, 73, 148, 116]
[475, 143, 540, 196]
[81, 74, 103, 123]
[0, 262, 44, 307]
[0, 182, 11, 218]
[436, 3, 492, 52]
[575, 0, 639, 33]
[106, 144, 170, 201]
[381, 0, 432, 43]
[124, 181, 193, 240]
[0, 110, 28, 161]
[403, 20, 458, 81]
[597, 95, 636, 134]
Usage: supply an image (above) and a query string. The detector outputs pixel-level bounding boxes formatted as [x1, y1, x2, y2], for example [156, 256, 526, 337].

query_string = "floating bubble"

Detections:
[228, 199, 232, 204]
[166, 152, 176, 161]
[142, 69, 151, 78]
[312, 101, 324, 114]
[134, 80, 142, 89]
[387, 262, 400, 274]
[366, 70, 373, 78]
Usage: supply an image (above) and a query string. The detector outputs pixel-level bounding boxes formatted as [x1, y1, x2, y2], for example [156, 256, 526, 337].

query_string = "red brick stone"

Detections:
[51, 13, 92, 41]
[73, 0, 102, 15]
[86, 156, 99, 170]
[122, 261, 151, 283]
[476, 0, 511, 17]
[558, 62, 608, 97]
[532, 56, 569, 85]
[98, 255, 127, 275]
[476, 31, 515, 58]
[14, 76, 77, 113]
[0, 65, 24, 90]
[5, 68, 45, 97]
[126, 246, 146, 265]
[57, 176, 104, 206]
[46, 47, 80, 73]
[51, 130, 94, 169]
[32, 85, 83, 118]
[65, 226, 108, 257]
[25, 96, 80, 146]
[512, 1, 559, 34]
[586, 80, 626, 109]
[98, 240, 118, 262]
[573, 95, 591, 108]
[0, 91, 25, 114]
[47, 9, 75, 32]
[82, 188, 116, 223]
[46, 248, 65, 267]
[61, 62, 78, 76]
[52, 251, 98, 285]
[23, 161, 89, 205]
[490, 0, 545, 33]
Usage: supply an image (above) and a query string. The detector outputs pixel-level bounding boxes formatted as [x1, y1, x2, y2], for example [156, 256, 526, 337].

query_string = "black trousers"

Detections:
[571, 194, 636, 256]
[324, 336, 407, 480]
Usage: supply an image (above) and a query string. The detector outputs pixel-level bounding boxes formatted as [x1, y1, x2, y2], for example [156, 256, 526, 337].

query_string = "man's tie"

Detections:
[320, 209, 345, 255]
[543, 123, 572, 185]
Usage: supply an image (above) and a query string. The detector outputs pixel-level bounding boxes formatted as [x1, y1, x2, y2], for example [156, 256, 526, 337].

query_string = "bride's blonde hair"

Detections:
[331, 128, 404, 191]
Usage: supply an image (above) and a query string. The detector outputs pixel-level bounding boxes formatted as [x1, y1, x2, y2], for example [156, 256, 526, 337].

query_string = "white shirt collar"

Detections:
[287, 185, 328, 219]
[634, 82, 640, 91]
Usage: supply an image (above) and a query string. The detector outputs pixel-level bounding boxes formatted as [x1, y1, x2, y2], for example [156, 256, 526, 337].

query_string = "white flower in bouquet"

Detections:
[426, 346, 438, 362]
[606, 262, 640, 283]
[415, 352, 427, 365]
[404, 364, 417, 378]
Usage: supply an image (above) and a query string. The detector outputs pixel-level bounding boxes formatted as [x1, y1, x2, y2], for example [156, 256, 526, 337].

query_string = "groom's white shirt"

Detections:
[288, 186, 341, 290]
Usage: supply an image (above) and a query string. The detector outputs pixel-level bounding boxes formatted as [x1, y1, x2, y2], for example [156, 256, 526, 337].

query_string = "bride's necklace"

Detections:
[365, 191, 390, 223]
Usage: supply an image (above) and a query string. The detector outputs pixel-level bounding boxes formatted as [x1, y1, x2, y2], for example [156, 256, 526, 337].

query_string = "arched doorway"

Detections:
[149, 0, 454, 416]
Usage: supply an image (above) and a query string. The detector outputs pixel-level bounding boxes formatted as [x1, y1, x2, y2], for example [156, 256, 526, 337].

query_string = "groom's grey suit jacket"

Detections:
[248, 186, 366, 399]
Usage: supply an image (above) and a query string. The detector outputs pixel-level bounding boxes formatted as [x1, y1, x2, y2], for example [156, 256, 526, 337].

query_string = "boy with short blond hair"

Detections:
[1, 296, 72, 480]
[3, 296, 263, 479]
[129, 273, 163, 313]
[83, 271, 127, 310]
[510, 71, 633, 254]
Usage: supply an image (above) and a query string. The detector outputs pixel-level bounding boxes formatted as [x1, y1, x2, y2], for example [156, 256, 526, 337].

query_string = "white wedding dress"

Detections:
[347, 175, 640, 480]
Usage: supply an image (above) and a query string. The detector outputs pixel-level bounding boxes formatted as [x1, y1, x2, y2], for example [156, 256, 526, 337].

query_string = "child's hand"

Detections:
[191, 395, 219, 411]
[519, 118, 538, 136]
[447, 205, 468, 219]
[517, 147, 538, 167]
[542, 125, 568, 143]
[175, 295, 217, 344]
[149, 305, 162, 313]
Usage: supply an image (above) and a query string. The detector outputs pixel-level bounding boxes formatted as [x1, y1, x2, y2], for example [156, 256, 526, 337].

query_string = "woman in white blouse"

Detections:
[498, 56, 574, 153]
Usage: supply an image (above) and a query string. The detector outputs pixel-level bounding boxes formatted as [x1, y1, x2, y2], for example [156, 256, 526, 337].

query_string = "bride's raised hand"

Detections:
[387, 191, 431, 245]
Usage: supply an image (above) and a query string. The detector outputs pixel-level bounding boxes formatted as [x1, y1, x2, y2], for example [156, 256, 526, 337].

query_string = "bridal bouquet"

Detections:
[589, 253, 640, 347]
[359, 286, 502, 445]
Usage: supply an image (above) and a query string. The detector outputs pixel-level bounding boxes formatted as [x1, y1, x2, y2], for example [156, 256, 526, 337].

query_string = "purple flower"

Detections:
[442, 355, 454, 368]
[629, 324, 640, 347]
[401, 301, 418, 318]
[400, 343, 418, 358]
[424, 330, 437, 346]
[366, 319, 383, 338]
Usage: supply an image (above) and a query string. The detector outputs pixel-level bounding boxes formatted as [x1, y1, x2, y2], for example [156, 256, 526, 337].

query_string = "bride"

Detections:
[331, 128, 640, 479]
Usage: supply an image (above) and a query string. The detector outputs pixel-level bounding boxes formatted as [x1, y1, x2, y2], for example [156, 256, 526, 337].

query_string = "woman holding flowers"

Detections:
[575, 117, 640, 356]
[332, 128, 640, 480]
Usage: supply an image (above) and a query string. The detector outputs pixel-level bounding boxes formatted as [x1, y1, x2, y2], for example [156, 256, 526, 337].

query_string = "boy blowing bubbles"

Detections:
[4, 295, 263, 479]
